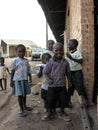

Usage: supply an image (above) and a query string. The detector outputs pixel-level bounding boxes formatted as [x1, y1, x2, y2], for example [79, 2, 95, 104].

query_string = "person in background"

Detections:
[43, 39, 55, 57]
[0, 57, 10, 92]
[37, 53, 52, 120]
[10, 44, 32, 117]
[66, 39, 88, 107]
[43, 42, 71, 121]
[46, 39, 55, 57]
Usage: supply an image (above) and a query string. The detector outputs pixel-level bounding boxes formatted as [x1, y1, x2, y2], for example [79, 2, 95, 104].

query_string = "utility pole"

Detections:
[46, 19, 48, 49]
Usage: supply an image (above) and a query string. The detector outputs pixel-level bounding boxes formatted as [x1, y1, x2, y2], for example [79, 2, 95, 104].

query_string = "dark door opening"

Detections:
[93, 0, 98, 103]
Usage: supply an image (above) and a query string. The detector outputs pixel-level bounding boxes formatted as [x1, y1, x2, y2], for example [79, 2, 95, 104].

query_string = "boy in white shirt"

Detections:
[66, 39, 88, 107]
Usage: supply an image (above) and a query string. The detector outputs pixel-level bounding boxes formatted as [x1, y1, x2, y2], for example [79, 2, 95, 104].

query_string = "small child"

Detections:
[66, 39, 88, 107]
[0, 57, 10, 91]
[45, 39, 55, 57]
[10, 44, 32, 117]
[43, 42, 71, 121]
[37, 53, 52, 120]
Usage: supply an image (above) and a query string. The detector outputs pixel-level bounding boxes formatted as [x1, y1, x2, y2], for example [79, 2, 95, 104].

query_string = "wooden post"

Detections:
[97, 94, 98, 116]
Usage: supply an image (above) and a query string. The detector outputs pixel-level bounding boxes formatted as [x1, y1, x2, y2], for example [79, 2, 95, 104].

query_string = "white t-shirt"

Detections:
[43, 50, 54, 57]
[10, 57, 32, 81]
[40, 64, 49, 90]
[67, 50, 83, 71]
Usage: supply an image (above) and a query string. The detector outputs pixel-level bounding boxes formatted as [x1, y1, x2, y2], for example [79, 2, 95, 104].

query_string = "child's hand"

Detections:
[40, 66, 43, 70]
[66, 53, 72, 59]
[29, 76, 32, 83]
[37, 66, 43, 78]
[10, 81, 14, 88]
[48, 79, 53, 85]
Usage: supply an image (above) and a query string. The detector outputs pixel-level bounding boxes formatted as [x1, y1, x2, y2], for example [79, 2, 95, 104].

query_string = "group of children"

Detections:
[0, 39, 88, 121]
[37, 39, 88, 121]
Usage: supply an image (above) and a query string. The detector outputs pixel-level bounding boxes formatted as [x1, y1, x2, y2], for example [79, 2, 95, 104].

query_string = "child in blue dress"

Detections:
[10, 44, 32, 117]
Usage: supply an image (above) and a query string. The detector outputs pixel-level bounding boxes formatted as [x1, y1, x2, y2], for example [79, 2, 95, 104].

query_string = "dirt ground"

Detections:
[0, 58, 84, 130]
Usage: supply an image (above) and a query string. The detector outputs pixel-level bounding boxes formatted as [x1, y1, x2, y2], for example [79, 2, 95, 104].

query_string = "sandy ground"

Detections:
[0, 58, 84, 130]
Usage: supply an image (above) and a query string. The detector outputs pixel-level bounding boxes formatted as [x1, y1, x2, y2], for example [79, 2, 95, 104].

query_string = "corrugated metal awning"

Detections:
[37, 0, 67, 43]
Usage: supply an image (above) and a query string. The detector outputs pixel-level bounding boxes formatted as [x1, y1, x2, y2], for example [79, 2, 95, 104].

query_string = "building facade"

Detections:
[37, 0, 98, 103]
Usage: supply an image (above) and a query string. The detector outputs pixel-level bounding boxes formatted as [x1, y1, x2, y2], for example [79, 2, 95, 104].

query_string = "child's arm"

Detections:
[10, 69, 15, 87]
[43, 59, 54, 85]
[37, 66, 43, 78]
[66, 62, 72, 88]
[66, 53, 83, 64]
[28, 73, 32, 83]
[6, 67, 10, 75]
[66, 73, 72, 88]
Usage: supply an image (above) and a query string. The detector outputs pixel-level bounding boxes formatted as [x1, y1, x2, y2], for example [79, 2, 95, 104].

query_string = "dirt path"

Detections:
[0, 58, 84, 130]
[0, 83, 84, 130]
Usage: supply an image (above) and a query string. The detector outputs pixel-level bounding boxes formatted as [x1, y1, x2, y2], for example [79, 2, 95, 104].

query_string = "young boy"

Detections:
[44, 39, 55, 57]
[66, 39, 88, 107]
[37, 53, 52, 120]
[43, 42, 71, 121]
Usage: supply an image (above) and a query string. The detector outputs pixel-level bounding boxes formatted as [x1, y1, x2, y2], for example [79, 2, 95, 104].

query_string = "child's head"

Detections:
[16, 44, 26, 58]
[0, 57, 4, 65]
[68, 39, 78, 51]
[53, 42, 64, 59]
[47, 40, 55, 51]
[42, 53, 51, 64]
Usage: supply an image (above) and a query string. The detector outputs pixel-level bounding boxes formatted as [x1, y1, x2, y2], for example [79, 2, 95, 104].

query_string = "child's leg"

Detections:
[41, 87, 55, 121]
[23, 95, 32, 111]
[3, 79, 7, 90]
[68, 86, 74, 108]
[18, 96, 24, 112]
[58, 87, 71, 121]
[0, 79, 3, 90]
[18, 96, 26, 117]
[23, 95, 26, 108]
[41, 89, 48, 111]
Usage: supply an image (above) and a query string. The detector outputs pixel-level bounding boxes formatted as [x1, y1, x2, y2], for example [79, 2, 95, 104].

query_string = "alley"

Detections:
[0, 58, 96, 130]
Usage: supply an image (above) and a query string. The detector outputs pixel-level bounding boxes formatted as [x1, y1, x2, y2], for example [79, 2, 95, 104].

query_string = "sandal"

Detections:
[19, 111, 26, 117]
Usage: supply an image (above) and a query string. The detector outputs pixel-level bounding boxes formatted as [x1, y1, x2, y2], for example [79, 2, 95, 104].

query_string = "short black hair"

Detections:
[53, 42, 63, 49]
[47, 40, 55, 44]
[42, 53, 51, 60]
[69, 39, 78, 47]
[16, 44, 26, 51]
[0, 57, 4, 62]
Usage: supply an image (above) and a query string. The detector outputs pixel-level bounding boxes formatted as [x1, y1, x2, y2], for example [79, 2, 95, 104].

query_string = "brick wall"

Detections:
[81, 0, 94, 102]
[65, 0, 95, 102]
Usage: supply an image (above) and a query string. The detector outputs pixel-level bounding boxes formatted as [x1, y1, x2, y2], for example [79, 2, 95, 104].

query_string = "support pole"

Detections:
[46, 19, 48, 49]
[97, 94, 98, 116]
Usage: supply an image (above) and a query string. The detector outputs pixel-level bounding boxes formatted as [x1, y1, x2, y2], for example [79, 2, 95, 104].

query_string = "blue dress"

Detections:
[10, 57, 32, 96]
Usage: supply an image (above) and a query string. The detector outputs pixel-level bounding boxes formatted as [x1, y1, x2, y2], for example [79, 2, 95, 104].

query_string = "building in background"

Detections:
[0, 39, 38, 57]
